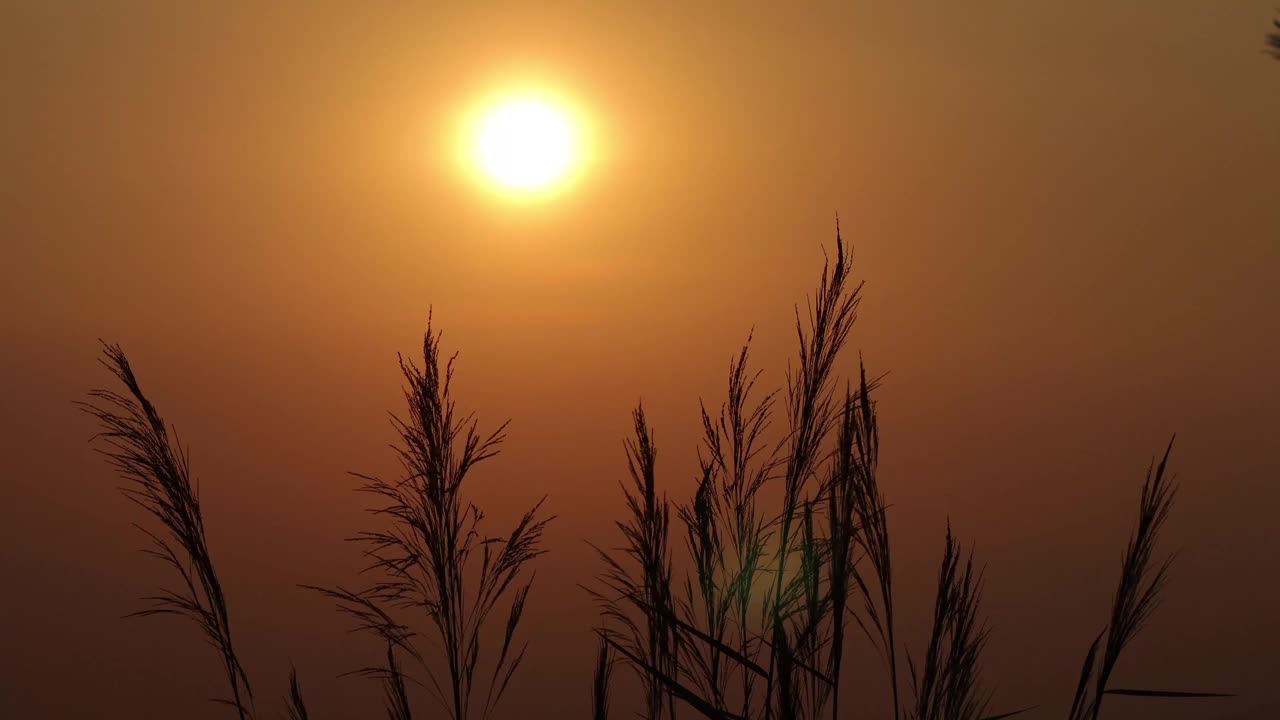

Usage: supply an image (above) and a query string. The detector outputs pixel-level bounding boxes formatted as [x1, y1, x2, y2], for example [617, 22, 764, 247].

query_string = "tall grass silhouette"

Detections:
[84, 320, 553, 719]
[82, 343, 255, 719]
[309, 314, 553, 720]
[83, 223, 1232, 719]
[586, 405, 681, 720]
[1065, 440, 1232, 720]
[905, 526, 990, 720]
[585, 224, 1230, 720]
[586, 231, 909, 720]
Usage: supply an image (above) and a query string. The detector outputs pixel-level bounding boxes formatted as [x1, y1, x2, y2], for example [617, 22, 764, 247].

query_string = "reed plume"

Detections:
[701, 336, 779, 717]
[1064, 439, 1228, 719]
[676, 462, 732, 710]
[906, 526, 989, 720]
[824, 362, 895, 720]
[588, 404, 680, 720]
[1067, 441, 1178, 720]
[79, 223, 1233, 720]
[81, 342, 254, 719]
[311, 314, 552, 720]
[582, 226, 1213, 720]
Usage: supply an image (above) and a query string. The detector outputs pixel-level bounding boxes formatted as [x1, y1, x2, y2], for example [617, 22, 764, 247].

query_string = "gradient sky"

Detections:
[3, 2, 1279, 718]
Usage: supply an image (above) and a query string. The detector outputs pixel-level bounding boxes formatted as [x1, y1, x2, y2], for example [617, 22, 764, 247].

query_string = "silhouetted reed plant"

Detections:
[85, 321, 552, 720]
[586, 406, 681, 720]
[81, 345, 254, 719]
[86, 224, 1230, 719]
[309, 315, 553, 720]
[584, 225, 1228, 720]
[905, 527, 990, 720]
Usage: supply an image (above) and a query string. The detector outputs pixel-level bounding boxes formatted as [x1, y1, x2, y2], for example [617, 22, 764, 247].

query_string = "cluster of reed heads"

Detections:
[82, 227, 1229, 720]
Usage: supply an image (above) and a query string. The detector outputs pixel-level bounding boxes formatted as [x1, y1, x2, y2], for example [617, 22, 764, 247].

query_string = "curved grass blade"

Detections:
[286, 667, 310, 720]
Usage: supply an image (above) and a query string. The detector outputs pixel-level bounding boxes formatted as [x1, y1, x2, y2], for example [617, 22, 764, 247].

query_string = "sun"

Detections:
[470, 95, 582, 192]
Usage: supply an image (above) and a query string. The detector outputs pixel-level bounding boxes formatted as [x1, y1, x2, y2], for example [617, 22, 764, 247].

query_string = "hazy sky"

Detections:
[3, 2, 1279, 719]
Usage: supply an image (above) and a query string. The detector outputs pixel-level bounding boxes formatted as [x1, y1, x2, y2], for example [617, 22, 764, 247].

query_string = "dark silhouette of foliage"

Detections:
[382, 643, 416, 720]
[312, 314, 552, 720]
[587, 405, 680, 720]
[285, 667, 310, 720]
[697, 335, 779, 718]
[82, 343, 254, 719]
[82, 221, 1235, 720]
[586, 224, 1229, 720]
[906, 526, 989, 720]
[591, 635, 618, 720]
[827, 364, 896, 720]
[1065, 439, 1233, 720]
[590, 226, 880, 720]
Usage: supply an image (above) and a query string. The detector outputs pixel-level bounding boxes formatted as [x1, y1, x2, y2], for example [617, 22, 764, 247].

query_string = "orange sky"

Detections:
[2, 2, 1279, 719]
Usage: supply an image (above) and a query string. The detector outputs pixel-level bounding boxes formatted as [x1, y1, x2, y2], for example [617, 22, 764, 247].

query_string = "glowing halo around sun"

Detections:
[465, 92, 587, 196]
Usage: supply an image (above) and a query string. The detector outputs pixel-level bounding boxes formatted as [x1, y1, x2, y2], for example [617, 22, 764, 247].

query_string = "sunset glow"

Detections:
[6, 4, 1279, 719]
[470, 95, 581, 192]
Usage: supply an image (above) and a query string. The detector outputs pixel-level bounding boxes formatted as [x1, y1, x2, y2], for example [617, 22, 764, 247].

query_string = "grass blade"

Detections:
[285, 667, 310, 720]
[1104, 689, 1233, 698]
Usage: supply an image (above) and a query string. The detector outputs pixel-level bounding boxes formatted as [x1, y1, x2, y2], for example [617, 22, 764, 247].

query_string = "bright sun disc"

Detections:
[472, 97, 578, 191]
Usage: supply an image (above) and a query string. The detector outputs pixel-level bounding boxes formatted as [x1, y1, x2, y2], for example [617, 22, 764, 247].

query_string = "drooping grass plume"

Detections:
[588, 404, 680, 720]
[312, 315, 552, 720]
[80, 342, 254, 719]
[305, 585, 422, 669]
